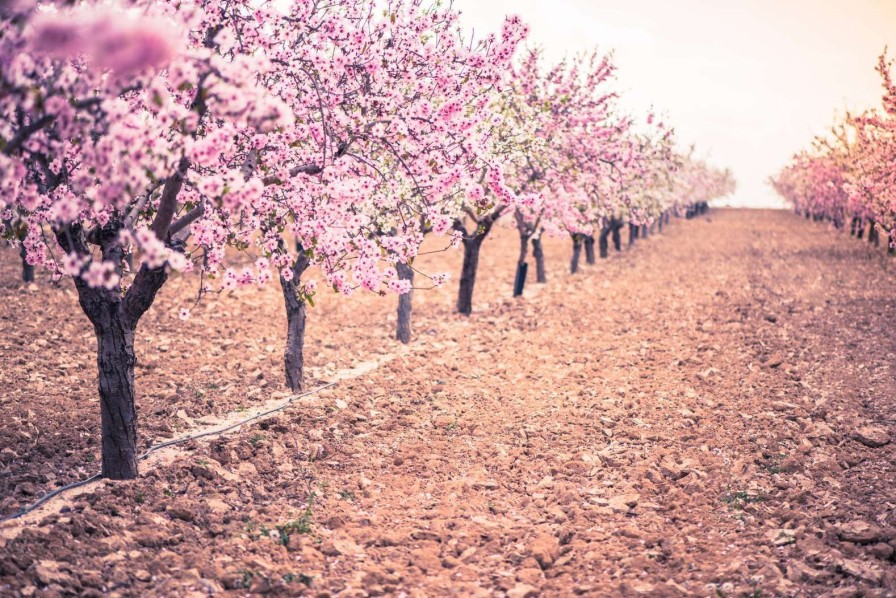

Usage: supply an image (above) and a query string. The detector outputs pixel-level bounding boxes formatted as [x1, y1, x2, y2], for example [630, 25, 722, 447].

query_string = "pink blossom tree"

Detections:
[0, 0, 524, 476]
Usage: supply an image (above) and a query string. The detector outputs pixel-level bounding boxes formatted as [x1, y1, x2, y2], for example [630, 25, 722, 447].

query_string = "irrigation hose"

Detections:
[0, 380, 339, 525]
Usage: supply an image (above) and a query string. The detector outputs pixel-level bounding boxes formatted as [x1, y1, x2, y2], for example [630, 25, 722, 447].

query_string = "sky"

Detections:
[453, 0, 896, 208]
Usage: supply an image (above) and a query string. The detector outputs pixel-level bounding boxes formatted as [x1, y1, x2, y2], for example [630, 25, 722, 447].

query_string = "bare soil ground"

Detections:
[1, 209, 895, 597]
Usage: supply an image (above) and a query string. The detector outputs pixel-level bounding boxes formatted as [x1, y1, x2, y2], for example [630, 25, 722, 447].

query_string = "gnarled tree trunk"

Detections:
[396, 262, 414, 344]
[281, 247, 311, 392]
[61, 223, 169, 480]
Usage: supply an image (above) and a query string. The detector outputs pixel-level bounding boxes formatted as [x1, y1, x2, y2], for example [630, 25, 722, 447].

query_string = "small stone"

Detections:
[134, 570, 152, 582]
[34, 561, 73, 586]
[167, 502, 195, 522]
[837, 521, 881, 544]
[868, 542, 894, 560]
[507, 583, 539, 598]
[838, 558, 882, 584]
[608, 493, 640, 512]
[852, 426, 890, 448]
[410, 542, 442, 572]
[528, 534, 559, 570]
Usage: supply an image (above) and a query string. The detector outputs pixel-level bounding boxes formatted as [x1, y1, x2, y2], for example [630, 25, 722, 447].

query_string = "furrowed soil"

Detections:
[1, 209, 895, 597]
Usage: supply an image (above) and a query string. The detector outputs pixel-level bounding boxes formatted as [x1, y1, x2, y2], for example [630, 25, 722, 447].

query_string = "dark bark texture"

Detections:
[457, 235, 485, 315]
[584, 236, 595, 265]
[570, 236, 583, 274]
[19, 243, 34, 283]
[612, 221, 622, 252]
[281, 250, 311, 391]
[532, 237, 547, 283]
[598, 226, 610, 259]
[57, 223, 169, 480]
[396, 262, 414, 344]
[514, 230, 531, 297]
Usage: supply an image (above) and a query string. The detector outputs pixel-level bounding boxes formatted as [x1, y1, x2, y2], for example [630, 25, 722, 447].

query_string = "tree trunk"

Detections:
[570, 236, 583, 274]
[281, 249, 311, 392]
[870, 221, 880, 247]
[612, 222, 622, 252]
[640, 224, 649, 239]
[598, 227, 610, 258]
[531, 237, 547, 284]
[19, 243, 34, 283]
[584, 235, 596, 265]
[457, 235, 484, 315]
[857, 219, 866, 240]
[629, 223, 638, 245]
[396, 262, 414, 343]
[514, 230, 531, 297]
[94, 319, 139, 479]
[658, 214, 664, 233]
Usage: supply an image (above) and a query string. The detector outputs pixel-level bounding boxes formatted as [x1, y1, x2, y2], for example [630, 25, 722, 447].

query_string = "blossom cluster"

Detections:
[772, 53, 896, 244]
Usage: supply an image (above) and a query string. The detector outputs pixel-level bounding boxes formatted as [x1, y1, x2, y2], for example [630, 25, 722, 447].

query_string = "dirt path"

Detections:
[1, 209, 895, 597]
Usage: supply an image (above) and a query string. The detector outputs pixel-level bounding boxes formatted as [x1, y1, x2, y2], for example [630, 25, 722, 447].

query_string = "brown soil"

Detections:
[1, 209, 895, 597]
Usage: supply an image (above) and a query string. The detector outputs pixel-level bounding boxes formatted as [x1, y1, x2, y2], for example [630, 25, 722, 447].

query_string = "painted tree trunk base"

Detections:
[396, 262, 414, 344]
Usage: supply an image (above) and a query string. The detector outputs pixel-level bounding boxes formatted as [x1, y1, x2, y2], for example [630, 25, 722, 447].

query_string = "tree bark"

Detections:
[570, 235, 583, 274]
[19, 243, 34, 283]
[640, 224, 649, 239]
[598, 226, 610, 258]
[95, 318, 139, 479]
[612, 221, 622, 252]
[514, 229, 531, 297]
[657, 214, 664, 233]
[584, 235, 596, 265]
[531, 237, 547, 284]
[396, 262, 414, 344]
[281, 248, 311, 392]
[629, 223, 638, 245]
[457, 235, 485, 315]
[870, 221, 880, 247]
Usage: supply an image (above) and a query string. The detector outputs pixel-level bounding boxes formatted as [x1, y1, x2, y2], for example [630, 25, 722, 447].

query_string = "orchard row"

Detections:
[773, 53, 896, 250]
[0, 0, 734, 481]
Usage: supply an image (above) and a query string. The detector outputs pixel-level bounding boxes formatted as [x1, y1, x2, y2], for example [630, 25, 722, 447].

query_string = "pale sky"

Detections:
[454, 0, 896, 208]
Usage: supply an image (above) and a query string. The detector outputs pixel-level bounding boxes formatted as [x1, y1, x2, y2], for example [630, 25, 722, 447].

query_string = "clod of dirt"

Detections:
[851, 426, 890, 448]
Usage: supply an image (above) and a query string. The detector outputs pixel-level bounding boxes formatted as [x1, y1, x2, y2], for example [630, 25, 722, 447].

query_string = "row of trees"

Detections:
[0, 0, 734, 480]
[772, 53, 896, 251]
